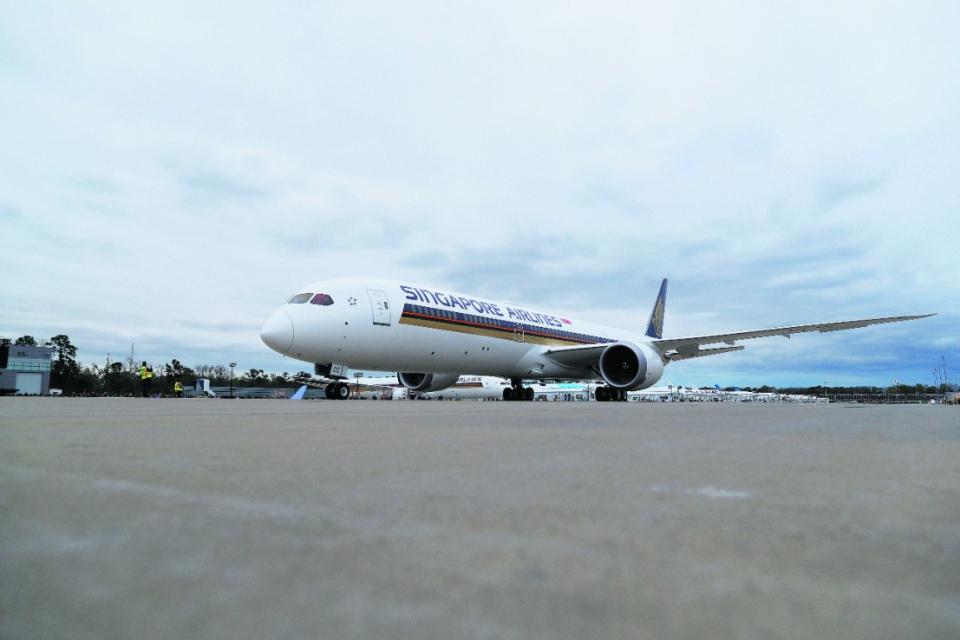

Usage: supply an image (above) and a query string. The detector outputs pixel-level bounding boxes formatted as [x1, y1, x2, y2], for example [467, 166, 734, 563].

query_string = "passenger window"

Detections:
[288, 293, 313, 304]
[311, 293, 334, 306]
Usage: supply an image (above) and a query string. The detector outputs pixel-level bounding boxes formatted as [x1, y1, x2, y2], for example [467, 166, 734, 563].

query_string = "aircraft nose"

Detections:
[260, 309, 294, 354]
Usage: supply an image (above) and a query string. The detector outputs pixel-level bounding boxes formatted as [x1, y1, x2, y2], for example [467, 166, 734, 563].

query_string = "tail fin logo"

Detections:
[645, 278, 668, 339]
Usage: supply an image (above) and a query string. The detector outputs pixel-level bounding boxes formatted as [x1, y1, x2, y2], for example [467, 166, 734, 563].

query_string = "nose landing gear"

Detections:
[325, 382, 351, 400]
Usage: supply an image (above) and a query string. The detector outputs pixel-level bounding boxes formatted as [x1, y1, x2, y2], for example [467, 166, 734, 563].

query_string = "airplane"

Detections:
[303, 373, 511, 400]
[426, 378, 591, 401]
[260, 277, 933, 402]
[344, 376, 587, 401]
[531, 380, 593, 401]
[418, 375, 510, 400]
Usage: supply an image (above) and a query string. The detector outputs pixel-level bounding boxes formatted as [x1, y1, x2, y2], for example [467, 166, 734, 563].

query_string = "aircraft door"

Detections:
[367, 289, 391, 326]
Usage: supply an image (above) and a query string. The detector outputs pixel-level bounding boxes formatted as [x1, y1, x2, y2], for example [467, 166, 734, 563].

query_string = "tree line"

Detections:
[3, 334, 956, 396]
[2, 335, 310, 396]
[689, 383, 956, 395]
[778, 383, 957, 395]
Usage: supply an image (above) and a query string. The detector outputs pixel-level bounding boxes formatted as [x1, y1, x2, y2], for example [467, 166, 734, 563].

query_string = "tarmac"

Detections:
[1, 398, 958, 640]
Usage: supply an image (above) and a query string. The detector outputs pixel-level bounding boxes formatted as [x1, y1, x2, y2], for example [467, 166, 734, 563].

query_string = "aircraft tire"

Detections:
[524, 387, 534, 401]
[503, 387, 515, 401]
[335, 382, 350, 400]
[595, 387, 607, 402]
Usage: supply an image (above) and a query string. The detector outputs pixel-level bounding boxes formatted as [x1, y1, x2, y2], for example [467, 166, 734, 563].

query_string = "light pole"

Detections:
[229, 362, 236, 398]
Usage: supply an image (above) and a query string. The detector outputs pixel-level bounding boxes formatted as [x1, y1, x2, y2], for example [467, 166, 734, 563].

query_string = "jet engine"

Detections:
[597, 342, 664, 390]
[397, 372, 461, 393]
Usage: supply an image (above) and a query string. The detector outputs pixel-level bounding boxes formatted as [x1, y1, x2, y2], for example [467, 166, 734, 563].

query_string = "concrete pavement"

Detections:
[2, 398, 958, 639]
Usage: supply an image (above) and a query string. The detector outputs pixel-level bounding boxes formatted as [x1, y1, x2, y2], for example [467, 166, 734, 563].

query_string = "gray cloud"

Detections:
[163, 161, 272, 206]
[70, 176, 122, 194]
[815, 174, 886, 210]
[1, 1, 956, 384]
[578, 183, 649, 215]
[180, 320, 257, 332]
[402, 237, 620, 308]
[267, 214, 415, 254]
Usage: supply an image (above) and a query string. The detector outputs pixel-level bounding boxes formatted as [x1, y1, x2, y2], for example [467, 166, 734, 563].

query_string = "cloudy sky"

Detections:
[2, 1, 957, 387]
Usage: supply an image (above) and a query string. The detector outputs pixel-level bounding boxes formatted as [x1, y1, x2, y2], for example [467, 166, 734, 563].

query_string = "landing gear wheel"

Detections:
[335, 382, 350, 400]
[503, 387, 515, 401]
[596, 387, 608, 402]
[524, 387, 535, 401]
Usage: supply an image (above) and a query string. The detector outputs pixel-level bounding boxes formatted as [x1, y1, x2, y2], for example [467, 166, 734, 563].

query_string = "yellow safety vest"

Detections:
[174, 382, 183, 392]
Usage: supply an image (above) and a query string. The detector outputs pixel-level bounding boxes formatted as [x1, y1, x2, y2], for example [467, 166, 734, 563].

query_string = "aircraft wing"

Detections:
[543, 313, 934, 366]
[653, 314, 935, 361]
[545, 343, 748, 366]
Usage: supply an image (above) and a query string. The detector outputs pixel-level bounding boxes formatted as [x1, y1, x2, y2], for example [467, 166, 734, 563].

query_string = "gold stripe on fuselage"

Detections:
[398, 315, 582, 346]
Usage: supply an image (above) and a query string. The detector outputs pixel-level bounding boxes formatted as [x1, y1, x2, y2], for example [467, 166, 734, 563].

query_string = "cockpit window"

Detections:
[288, 293, 312, 304]
[311, 293, 334, 306]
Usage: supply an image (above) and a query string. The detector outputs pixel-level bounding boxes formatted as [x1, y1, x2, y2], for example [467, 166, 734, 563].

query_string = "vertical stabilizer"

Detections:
[645, 278, 668, 339]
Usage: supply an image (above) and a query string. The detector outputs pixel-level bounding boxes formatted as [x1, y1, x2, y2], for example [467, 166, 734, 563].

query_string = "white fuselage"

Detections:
[260, 277, 663, 386]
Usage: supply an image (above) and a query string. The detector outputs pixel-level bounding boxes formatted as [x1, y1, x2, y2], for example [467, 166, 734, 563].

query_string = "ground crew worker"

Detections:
[139, 362, 154, 397]
[173, 380, 184, 398]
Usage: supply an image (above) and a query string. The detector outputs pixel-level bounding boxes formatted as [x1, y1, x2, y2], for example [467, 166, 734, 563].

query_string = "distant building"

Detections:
[0, 344, 53, 395]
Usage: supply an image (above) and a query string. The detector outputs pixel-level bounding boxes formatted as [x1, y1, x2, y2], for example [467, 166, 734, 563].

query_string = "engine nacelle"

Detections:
[397, 372, 461, 393]
[597, 342, 664, 390]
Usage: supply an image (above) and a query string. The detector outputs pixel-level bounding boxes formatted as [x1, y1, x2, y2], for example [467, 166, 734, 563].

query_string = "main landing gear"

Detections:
[324, 382, 351, 400]
[503, 378, 535, 401]
[595, 386, 628, 402]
